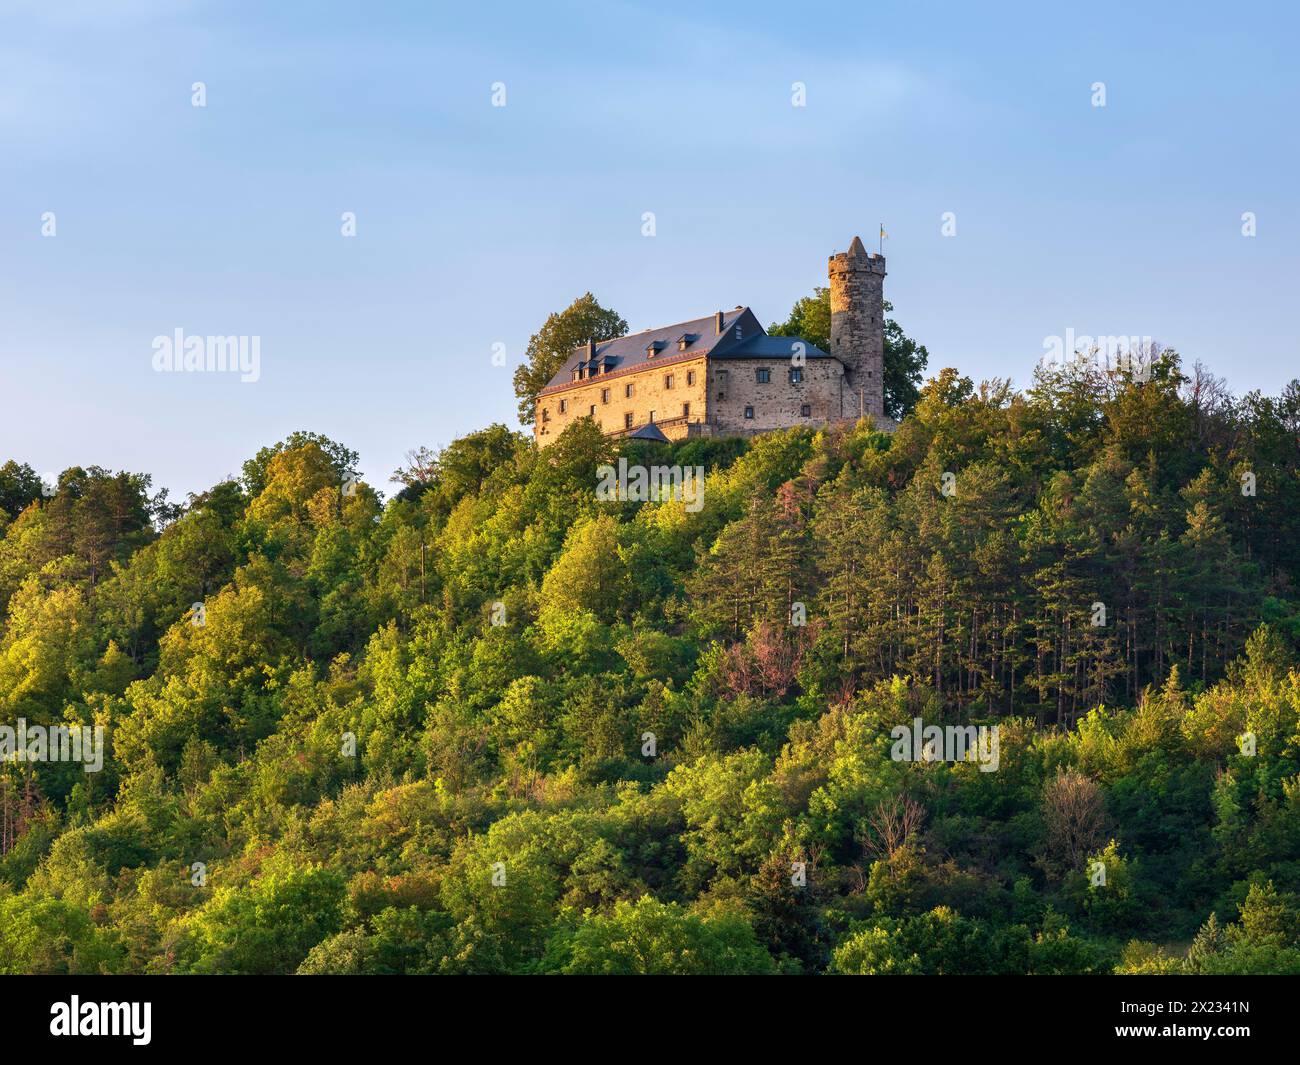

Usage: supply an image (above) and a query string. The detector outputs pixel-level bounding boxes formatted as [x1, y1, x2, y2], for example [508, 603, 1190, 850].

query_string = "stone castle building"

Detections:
[534, 235, 892, 446]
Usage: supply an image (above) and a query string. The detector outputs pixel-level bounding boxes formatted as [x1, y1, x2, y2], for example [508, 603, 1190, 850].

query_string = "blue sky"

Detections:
[3, 0, 1297, 501]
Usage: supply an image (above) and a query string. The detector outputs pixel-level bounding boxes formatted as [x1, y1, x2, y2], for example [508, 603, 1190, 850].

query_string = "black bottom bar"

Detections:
[2, 975, 1291, 1052]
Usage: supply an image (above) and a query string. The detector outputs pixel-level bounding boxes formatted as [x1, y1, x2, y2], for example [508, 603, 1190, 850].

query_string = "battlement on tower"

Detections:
[829, 249, 887, 275]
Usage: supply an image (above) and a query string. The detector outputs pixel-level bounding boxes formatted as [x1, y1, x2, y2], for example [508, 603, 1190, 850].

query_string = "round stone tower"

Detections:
[829, 235, 887, 419]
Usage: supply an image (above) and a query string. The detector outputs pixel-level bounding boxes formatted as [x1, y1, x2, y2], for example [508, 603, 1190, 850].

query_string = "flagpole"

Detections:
[879, 223, 883, 255]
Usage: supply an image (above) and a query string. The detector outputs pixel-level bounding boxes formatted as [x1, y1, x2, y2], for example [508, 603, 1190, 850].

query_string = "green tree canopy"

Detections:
[512, 293, 628, 424]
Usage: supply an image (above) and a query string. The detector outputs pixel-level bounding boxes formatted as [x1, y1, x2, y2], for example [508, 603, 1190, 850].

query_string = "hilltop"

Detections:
[1, 355, 1299, 974]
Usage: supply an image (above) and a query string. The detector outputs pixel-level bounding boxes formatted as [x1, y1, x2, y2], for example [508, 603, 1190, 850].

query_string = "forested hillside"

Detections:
[2, 354, 1300, 975]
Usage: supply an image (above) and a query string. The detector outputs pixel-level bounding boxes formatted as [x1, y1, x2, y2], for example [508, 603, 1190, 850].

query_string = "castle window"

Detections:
[789, 368, 804, 384]
[682, 402, 690, 417]
[625, 382, 634, 398]
[744, 406, 754, 420]
[559, 399, 567, 414]
[601, 388, 610, 404]
[542, 408, 550, 422]
[800, 404, 811, 417]
[589, 405, 596, 416]
[649, 410, 656, 422]
[717, 392, 726, 400]
[756, 369, 771, 384]
[624, 412, 633, 428]
[665, 374, 674, 389]
[686, 370, 695, 386]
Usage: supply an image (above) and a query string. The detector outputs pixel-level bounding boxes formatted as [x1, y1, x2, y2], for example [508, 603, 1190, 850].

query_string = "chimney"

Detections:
[715, 310, 725, 334]
[587, 338, 596, 358]
[828, 236, 887, 420]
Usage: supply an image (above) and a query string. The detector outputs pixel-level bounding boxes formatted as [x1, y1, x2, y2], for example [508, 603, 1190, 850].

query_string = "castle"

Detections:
[533, 236, 893, 446]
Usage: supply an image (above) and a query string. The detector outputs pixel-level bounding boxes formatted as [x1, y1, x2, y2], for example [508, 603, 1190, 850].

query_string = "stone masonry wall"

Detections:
[535, 355, 708, 446]
[706, 358, 845, 435]
[828, 248, 886, 419]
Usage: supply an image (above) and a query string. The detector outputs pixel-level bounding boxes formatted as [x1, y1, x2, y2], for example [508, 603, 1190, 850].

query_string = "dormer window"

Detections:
[645, 341, 663, 358]
[677, 333, 695, 351]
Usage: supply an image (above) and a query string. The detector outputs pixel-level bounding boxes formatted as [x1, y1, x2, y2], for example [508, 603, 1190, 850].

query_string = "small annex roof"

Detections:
[626, 422, 671, 443]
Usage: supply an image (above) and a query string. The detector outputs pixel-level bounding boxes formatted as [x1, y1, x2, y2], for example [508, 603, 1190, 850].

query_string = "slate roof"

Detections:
[711, 334, 834, 360]
[626, 422, 670, 443]
[540, 307, 835, 395]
